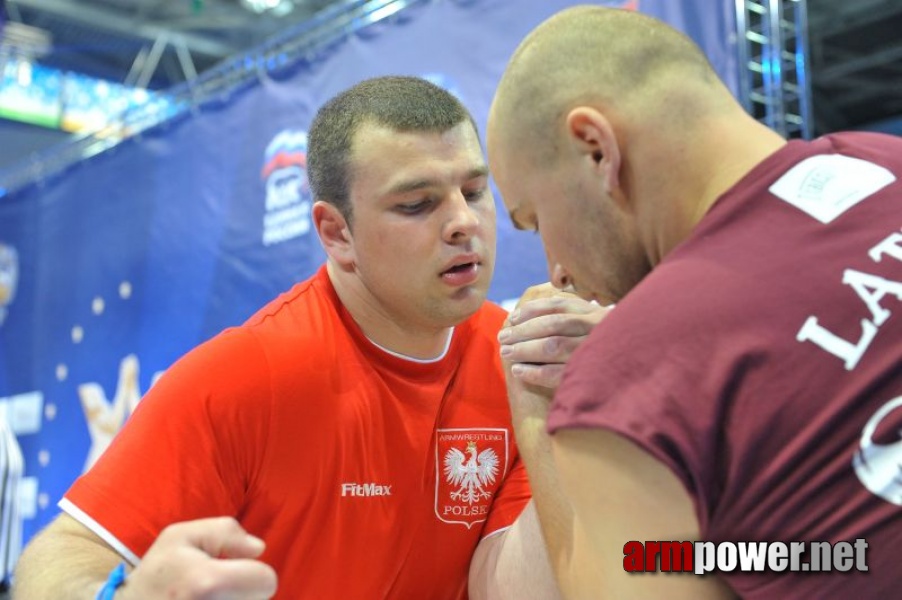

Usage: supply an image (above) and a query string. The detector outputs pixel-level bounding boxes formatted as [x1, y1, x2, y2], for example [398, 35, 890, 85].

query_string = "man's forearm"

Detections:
[469, 501, 561, 600]
[508, 380, 574, 571]
[469, 377, 568, 600]
[488, 289, 606, 598]
[13, 514, 127, 600]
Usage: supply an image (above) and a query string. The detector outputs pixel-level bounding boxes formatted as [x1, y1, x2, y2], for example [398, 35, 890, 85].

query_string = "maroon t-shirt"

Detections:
[549, 132, 902, 598]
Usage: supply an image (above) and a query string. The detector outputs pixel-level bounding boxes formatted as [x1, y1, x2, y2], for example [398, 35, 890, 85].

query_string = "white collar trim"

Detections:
[366, 328, 454, 364]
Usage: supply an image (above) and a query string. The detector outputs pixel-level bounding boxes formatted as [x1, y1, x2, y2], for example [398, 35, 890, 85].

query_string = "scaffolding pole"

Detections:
[735, 0, 813, 139]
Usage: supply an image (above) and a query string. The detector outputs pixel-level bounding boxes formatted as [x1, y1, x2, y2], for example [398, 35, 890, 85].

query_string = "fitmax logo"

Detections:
[341, 482, 392, 497]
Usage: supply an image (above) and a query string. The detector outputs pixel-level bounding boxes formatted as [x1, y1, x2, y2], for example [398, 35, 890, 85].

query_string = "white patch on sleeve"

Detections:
[769, 154, 896, 223]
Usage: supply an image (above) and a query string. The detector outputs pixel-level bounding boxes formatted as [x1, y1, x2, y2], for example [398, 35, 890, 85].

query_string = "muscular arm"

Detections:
[469, 285, 604, 599]
[482, 284, 735, 598]
[551, 429, 735, 599]
[13, 513, 126, 599]
[13, 513, 277, 600]
[468, 375, 567, 599]
[468, 502, 560, 600]
[495, 286, 732, 598]
[468, 370, 569, 599]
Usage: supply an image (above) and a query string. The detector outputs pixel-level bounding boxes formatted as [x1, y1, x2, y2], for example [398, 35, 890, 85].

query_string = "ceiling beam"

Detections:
[817, 43, 902, 81]
[808, 0, 902, 37]
[832, 81, 902, 108]
[10, 0, 238, 59]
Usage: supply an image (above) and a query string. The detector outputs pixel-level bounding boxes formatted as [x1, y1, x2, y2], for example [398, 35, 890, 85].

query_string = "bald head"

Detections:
[487, 6, 787, 301]
[490, 6, 732, 155]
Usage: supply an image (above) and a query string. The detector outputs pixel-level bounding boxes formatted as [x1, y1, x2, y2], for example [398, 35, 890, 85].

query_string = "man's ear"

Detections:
[313, 200, 355, 267]
[565, 107, 625, 206]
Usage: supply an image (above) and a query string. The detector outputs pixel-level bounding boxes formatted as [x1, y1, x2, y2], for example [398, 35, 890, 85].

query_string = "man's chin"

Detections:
[444, 288, 487, 322]
[463, 285, 490, 304]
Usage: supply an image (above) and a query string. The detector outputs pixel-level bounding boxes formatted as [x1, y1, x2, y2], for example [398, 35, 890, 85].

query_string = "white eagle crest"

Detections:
[444, 441, 499, 504]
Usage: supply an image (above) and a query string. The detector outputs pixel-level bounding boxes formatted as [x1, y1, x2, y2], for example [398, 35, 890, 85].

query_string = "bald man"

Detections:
[489, 6, 902, 600]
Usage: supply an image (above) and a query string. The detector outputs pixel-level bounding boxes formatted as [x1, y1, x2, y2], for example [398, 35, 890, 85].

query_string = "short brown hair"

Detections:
[307, 76, 476, 223]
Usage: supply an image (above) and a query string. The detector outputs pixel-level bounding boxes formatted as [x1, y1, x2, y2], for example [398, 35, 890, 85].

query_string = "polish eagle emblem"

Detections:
[443, 441, 499, 504]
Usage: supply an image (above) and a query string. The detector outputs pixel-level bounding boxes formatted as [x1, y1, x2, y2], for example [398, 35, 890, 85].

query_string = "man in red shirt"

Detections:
[489, 6, 902, 600]
[13, 76, 599, 599]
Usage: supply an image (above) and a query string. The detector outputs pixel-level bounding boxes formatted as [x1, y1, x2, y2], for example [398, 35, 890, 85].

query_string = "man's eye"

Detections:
[397, 200, 430, 214]
[463, 189, 486, 202]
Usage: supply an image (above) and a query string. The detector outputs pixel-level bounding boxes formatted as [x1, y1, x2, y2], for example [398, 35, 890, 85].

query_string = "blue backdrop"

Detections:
[0, 0, 737, 544]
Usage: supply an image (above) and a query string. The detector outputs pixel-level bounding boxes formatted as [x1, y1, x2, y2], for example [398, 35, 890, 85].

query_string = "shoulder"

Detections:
[241, 274, 345, 368]
[149, 327, 272, 408]
[589, 261, 735, 347]
[555, 261, 742, 418]
[244, 273, 329, 328]
[148, 272, 339, 412]
[827, 131, 902, 156]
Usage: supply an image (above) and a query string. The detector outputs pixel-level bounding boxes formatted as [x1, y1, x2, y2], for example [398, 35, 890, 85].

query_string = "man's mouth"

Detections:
[440, 258, 482, 287]
[442, 262, 477, 275]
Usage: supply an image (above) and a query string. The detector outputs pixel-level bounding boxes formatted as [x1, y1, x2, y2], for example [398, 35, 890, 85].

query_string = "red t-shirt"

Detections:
[549, 132, 902, 598]
[63, 266, 530, 599]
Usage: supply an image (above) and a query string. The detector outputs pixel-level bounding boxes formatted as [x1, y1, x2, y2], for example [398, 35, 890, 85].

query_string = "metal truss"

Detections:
[735, 0, 813, 139]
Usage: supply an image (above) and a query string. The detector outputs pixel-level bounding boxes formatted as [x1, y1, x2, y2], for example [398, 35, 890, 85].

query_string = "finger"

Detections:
[204, 559, 278, 600]
[171, 517, 266, 560]
[145, 559, 276, 600]
[501, 312, 597, 345]
[509, 362, 566, 390]
[509, 295, 594, 325]
[501, 335, 582, 365]
[218, 535, 266, 560]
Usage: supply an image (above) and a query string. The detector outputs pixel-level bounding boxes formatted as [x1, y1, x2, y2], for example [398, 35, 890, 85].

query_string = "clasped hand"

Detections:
[499, 283, 610, 391]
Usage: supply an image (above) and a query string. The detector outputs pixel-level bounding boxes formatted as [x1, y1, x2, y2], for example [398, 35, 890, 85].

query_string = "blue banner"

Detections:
[0, 0, 737, 545]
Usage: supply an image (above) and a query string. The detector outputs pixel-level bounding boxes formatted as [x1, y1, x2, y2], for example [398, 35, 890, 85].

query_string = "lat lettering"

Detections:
[842, 269, 902, 326]
[868, 232, 902, 263]
[796, 317, 878, 371]
[797, 229, 902, 370]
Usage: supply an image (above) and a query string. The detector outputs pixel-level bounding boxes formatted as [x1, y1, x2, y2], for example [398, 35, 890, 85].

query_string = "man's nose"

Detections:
[550, 263, 574, 291]
[445, 191, 479, 242]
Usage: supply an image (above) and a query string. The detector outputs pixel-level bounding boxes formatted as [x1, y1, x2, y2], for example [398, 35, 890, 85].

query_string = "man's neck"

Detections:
[646, 112, 788, 264]
[326, 262, 455, 360]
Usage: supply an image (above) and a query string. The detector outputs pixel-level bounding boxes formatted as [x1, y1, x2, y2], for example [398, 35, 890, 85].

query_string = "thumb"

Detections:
[182, 516, 267, 559]
[219, 532, 266, 560]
